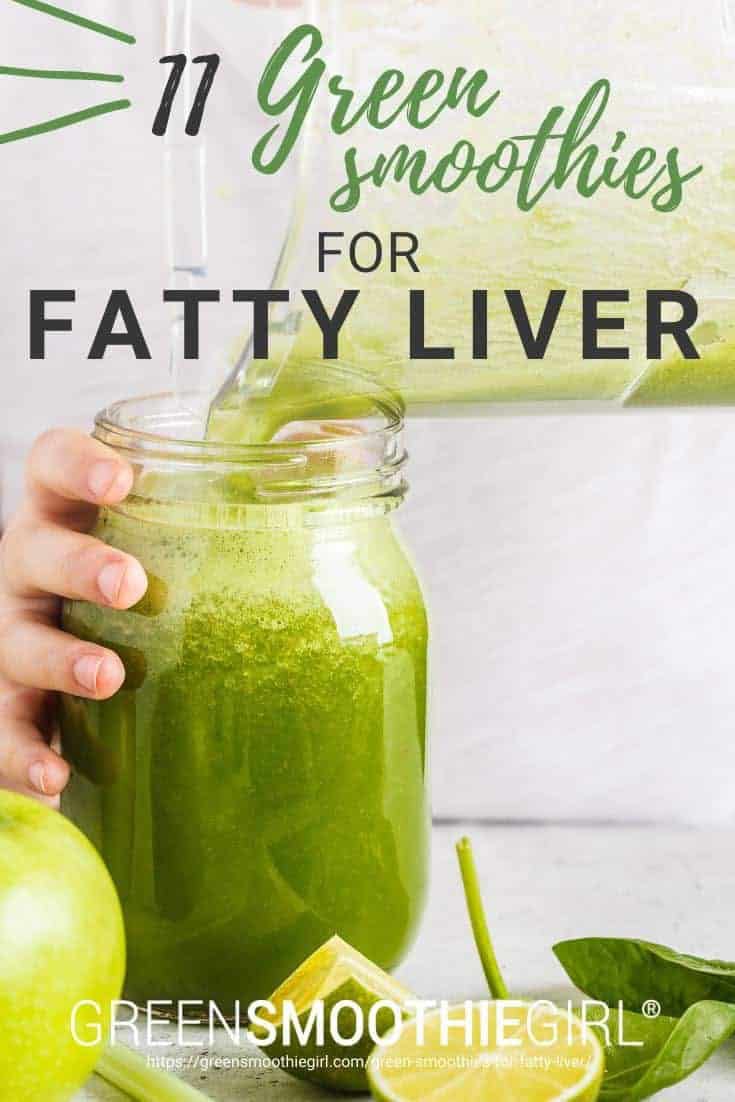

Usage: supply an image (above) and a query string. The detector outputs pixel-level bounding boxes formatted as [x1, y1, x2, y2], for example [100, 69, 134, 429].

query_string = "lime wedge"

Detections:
[367, 1001, 604, 1102]
[255, 935, 415, 1092]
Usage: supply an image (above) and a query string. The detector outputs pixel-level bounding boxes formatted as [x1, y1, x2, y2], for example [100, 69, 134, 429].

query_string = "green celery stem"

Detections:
[456, 836, 510, 1001]
[96, 1044, 213, 1101]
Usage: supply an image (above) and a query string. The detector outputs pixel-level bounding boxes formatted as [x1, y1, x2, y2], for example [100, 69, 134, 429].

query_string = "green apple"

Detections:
[0, 789, 126, 1101]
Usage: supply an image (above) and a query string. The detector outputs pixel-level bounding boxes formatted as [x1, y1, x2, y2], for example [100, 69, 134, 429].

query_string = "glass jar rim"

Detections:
[93, 366, 407, 509]
[95, 392, 403, 462]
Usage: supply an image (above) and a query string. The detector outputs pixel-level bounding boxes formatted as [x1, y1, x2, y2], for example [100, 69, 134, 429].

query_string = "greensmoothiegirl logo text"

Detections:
[70, 997, 650, 1051]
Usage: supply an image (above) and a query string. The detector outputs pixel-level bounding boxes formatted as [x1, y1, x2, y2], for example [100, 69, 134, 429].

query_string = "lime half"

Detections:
[255, 935, 415, 1092]
[368, 1001, 604, 1102]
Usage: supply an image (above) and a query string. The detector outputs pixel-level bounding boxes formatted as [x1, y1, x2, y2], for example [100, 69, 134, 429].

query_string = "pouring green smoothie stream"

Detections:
[60, 368, 429, 1016]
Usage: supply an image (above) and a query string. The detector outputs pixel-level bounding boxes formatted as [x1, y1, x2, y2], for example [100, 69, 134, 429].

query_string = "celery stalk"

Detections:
[456, 836, 510, 1001]
[96, 1044, 213, 1101]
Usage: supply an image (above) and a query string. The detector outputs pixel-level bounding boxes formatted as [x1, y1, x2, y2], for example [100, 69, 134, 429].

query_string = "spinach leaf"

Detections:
[554, 938, 735, 1016]
[599, 1003, 735, 1101]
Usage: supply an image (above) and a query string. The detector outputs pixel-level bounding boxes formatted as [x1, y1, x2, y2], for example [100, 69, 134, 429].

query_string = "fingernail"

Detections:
[119, 559, 148, 608]
[98, 559, 147, 608]
[73, 655, 103, 693]
[29, 762, 48, 795]
[97, 561, 127, 605]
[88, 461, 132, 501]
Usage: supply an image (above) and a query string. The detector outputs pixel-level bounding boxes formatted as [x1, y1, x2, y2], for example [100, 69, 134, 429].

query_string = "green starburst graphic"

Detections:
[1, 0, 135, 145]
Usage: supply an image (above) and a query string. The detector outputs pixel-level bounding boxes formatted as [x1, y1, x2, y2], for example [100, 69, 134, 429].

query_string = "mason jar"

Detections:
[60, 376, 429, 1015]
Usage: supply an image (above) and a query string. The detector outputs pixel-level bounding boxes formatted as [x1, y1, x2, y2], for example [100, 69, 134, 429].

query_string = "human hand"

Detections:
[0, 430, 147, 803]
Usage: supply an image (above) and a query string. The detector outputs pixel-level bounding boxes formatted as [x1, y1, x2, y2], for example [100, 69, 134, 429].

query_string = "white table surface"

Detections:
[77, 822, 735, 1100]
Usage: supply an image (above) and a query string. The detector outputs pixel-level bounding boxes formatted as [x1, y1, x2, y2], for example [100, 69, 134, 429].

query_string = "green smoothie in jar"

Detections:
[60, 375, 429, 1014]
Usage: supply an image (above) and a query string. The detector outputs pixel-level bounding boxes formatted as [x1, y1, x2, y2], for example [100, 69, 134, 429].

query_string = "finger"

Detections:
[0, 717, 69, 798]
[272, 420, 365, 442]
[26, 428, 133, 524]
[0, 620, 125, 699]
[272, 420, 379, 475]
[2, 522, 147, 608]
[0, 676, 52, 729]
